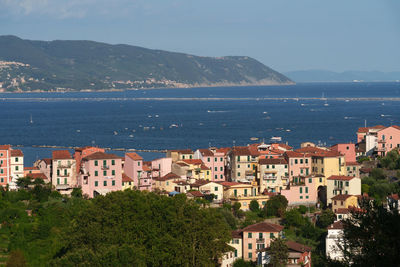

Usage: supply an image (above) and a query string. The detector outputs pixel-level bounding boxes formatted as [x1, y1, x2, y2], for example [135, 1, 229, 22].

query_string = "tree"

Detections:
[269, 238, 288, 267]
[264, 195, 288, 217]
[284, 209, 304, 228]
[317, 209, 336, 228]
[369, 168, 386, 180]
[298, 205, 307, 214]
[233, 258, 254, 267]
[339, 198, 400, 266]
[249, 200, 260, 212]
[71, 188, 82, 198]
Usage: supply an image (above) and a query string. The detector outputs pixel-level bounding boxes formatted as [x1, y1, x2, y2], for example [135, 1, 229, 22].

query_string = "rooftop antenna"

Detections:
[233, 140, 236, 148]
[208, 142, 211, 149]
[364, 119, 367, 128]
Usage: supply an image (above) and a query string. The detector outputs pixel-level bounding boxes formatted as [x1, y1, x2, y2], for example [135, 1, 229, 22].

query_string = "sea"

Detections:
[1, 82, 400, 166]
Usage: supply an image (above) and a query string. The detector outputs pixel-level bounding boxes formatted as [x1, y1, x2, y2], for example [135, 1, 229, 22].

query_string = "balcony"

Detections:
[263, 174, 277, 180]
[377, 147, 387, 152]
[58, 173, 69, 177]
[58, 163, 72, 168]
[377, 139, 386, 143]
[256, 238, 265, 243]
[101, 165, 110, 170]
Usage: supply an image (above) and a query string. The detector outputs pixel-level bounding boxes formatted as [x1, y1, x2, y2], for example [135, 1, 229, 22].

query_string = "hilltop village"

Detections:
[1, 124, 400, 266]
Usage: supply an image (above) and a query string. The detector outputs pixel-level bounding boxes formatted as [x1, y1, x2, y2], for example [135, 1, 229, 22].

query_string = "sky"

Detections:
[0, 0, 399, 73]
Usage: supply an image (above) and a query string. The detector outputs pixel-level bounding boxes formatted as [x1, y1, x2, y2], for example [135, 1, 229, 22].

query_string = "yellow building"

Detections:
[122, 173, 135, 190]
[229, 147, 259, 183]
[221, 182, 269, 210]
[172, 159, 211, 181]
[153, 172, 183, 192]
[166, 149, 194, 162]
[331, 194, 359, 213]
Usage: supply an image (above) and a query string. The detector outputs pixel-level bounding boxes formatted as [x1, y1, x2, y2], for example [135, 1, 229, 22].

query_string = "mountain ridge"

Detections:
[0, 35, 293, 92]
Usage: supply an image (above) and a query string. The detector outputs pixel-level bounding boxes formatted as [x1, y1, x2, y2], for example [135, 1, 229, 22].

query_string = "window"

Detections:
[248, 233, 252, 238]
[244, 189, 248, 196]
[57, 169, 60, 176]
[214, 157, 217, 162]
[300, 196, 303, 199]
[111, 160, 115, 165]
[338, 215, 342, 219]
[64, 178, 67, 184]
[64, 169, 67, 176]
[138, 162, 141, 166]
[306, 196, 309, 199]
[295, 159, 298, 164]
[190, 155, 192, 159]
[95, 160, 98, 166]
[247, 156, 250, 161]
[166, 181, 169, 186]
[259, 233, 263, 238]
[272, 165, 275, 169]
[112, 180, 115, 186]
[207, 157, 210, 162]
[234, 189, 237, 197]
[220, 175, 223, 179]
[215, 187, 218, 191]
[300, 187, 302, 194]
[206, 171, 209, 175]
[104, 181, 107, 186]
[95, 181, 98, 186]
[234, 250, 237, 257]
[220, 157, 223, 162]
[270, 233, 274, 238]
[262, 201, 266, 206]
[112, 170, 115, 175]
[248, 243, 252, 249]
[267, 165, 269, 169]
[103, 170, 107, 176]
[15, 157, 18, 162]
[301, 169, 303, 174]
[214, 174, 217, 179]
[57, 178, 60, 185]
[237, 172, 240, 177]
[247, 164, 250, 168]
[95, 171, 98, 176]
[305, 159, 308, 164]
[237, 156, 240, 161]
[345, 181, 349, 186]
[237, 165, 240, 168]
[182, 155, 185, 159]
[300, 159, 303, 164]
[248, 253, 252, 259]
[15, 166, 18, 171]
[220, 167, 223, 171]
[214, 167, 217, 171]
[305, 187, 308, 193]
[306, 169, 309, 175]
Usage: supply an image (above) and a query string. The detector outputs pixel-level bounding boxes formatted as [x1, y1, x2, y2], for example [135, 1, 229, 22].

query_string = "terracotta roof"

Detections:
[346, 161, 360, 166]
[122, 173, 133, 182]
[191, 179, 209, 187]
[181, 159, 203, 165]
[216, 147, 231, 154]
[357, 125, 386, 133]
[187, 191, 204, 197]
[11, 149, 23, 157]
[259, 158, 287, 165]
[392, 125, 400, 130]
[232, 147, 254, 156]
[286, 241, 312, 253]
[331, 194, 353, 201]
[284, 151, 306, 158]
[0, 145, 11, 150]
[219, 181, 248, 187]
[42, 158, 52, 165]
[26, 173, 47, 180]
[170, 149, 193, 154]
[52, 150, 71, 160]
[389, 194, 399, 200]
[276, 143, 293, 150]
[142, 165, 151, 172]
[327, 175, 356, 181]
[83, 152, 121, 160]
[126, 152, 143, 161]
[155, 172, 181, 181]
[335, 208, 350, 214]
[328, 221, 344, 230]
[198, 149, 214, 157]
[24, 166, 39, 170]
[295, 147, 341, 157]
[242, 222, 284, 233]
[200, 164, 210, 170]
[231, 230, 243, 239]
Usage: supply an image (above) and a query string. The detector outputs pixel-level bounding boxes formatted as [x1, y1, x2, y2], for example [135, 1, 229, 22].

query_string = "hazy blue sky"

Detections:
[1, 0, 399, 72]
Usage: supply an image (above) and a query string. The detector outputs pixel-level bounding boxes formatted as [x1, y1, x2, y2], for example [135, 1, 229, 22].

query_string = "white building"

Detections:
[199, 181, 224, 202]
[326, 221, 345, 261]
[9, 149, 24, 190]
[326, 175, 361, 204]
[258, 158, 289, 193]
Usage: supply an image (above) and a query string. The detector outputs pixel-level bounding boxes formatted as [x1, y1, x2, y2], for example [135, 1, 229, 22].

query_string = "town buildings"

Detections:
[51, 150, 76, 194]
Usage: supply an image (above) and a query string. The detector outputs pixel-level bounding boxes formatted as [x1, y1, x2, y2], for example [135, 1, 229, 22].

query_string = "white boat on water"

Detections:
[250, 137, 259, 141]
[270, 136, 282, 142]
[113, 131, 118, 135]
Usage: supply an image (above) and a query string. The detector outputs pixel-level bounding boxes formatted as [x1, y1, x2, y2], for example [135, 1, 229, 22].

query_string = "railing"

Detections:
[101, 165, 110, 170]
[263, 175, 277, 180]
[256, 238, 265, 243]
[58, 163, 72, 168]
[58, 173, 69, 177]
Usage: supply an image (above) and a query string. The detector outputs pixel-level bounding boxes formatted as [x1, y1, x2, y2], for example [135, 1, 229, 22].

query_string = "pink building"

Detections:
[124, 152, 152, 191]
[376, 125, 400, 156]
[284, 151, 311, 178]
[331, 143, 356, 163]
[242, 222, 284, 262]
[0, 145, 11, 187]
[356, 125, 385, 143]
[280, 176, 318, 206]
[194, 148, 225, 181]
[151, 157, 172, 178]
[74, 146, 105, 174]
[79, 152, 122, 198]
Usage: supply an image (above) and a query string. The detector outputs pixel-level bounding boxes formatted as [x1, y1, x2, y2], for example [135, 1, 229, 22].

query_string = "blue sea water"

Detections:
[1, 82, 400, 165]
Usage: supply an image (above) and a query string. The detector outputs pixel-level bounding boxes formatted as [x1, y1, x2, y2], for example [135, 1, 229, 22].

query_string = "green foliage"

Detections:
[357, 156, 370, 163]
[379, 150, 400, 170]
[269, 238, 288, 267]
[264, 195, 288, 217]
[361, 183, 370, 194]
[71, 188, 82, 198]
[6, 250, 27, 267]
[340, 199, 400, 266]
[284, 209, 304, 228]
[298, 205, 307, 214]
[233, 258, 255, 267]
[249, 200, 260, 212]
[316, 209, 336, 228]
[369, 168, 386, 180]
